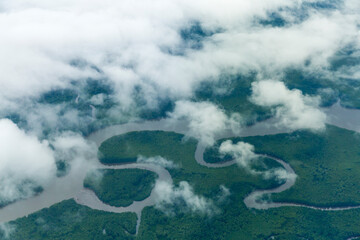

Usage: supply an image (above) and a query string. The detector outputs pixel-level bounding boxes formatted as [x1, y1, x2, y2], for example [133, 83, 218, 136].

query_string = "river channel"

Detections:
[0, 102, 359, 235]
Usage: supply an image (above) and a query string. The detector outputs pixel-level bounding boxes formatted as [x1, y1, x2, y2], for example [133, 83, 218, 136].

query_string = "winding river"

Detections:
[0, 102, 360, 235]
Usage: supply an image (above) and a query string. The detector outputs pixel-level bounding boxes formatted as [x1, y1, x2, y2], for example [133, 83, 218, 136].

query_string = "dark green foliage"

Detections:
[138, 98, 174, 120]
[84, 169, 157, 207]
[84, 78, 113, 96]
[98, 131, 185, 164]
[31, 78, 119, 137]
[330, 53, 360, 71]
[203, 144, 233, 163]
[179, 21, 211, 50]
[283, 69, 327, 95]
[139, 192, 360, 240]
[102, 130, 360, 239]
[3, 113, 26, 127]
[251, 157, 285, 173]
[164, 21, 220, 56]
[98, 131, 280, 195]
[40, 89, 77, 104]
[258, 12, 286, 27]
[194, 66, 360, 113]
[55, 160, 70, 177]
[130, 85, 175, 120]
[3, 199, 137, 240]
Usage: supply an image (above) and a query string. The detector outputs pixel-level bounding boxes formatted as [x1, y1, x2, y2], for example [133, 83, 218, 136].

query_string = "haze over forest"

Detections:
[1, 0, 360, 239]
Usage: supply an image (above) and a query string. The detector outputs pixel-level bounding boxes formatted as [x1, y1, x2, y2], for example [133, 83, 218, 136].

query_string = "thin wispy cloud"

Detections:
[251, 80, 326, 131]
[153, 180, 218, 216]
[168, 100, 241, 146]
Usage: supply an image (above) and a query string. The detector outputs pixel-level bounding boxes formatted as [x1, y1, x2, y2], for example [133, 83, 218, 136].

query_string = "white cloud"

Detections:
[90, 94, 105, 106]
[219, 140, 297, 182]
[250, 80, 326, 131]
[219, 140, 258, 168]
[217, 185, 231, 203]
[168, 100, 242, 146]
[153, 180, 217, 216]
[137, 156, 178, 169]
[0, 0, 356, 151]
[0, 223, 15, 239]
[263, 168, 297, 182]
[51, 131, 98, 165]
[0, 119, 97, 205]
[205, 11, 358, 72]
[24, 104, 85, 137]
[0, 119, 56, 202]
[0, 0, 359, 114]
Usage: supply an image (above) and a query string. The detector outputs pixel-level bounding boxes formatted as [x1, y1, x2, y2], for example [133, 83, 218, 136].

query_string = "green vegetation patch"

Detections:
[217, 125, 360, 207]
[105, 130, 360, 239]
[98, 131, 187, 164]
[3, 199, 137, 240]
[98, 131, 281, 195]
[10, 129, 360, 239]
[139, 196, 360, 240]
[84, 169, 157, 207]
[204, 146, 284, 173]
